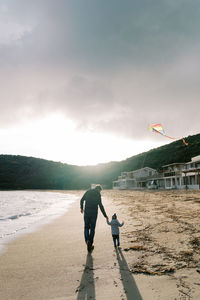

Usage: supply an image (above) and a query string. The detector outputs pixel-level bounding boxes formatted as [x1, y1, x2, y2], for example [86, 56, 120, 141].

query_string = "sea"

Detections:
[0, 190, 78, 253]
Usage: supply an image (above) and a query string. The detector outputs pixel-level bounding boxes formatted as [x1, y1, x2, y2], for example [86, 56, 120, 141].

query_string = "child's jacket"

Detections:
[107, 219, 124, 235]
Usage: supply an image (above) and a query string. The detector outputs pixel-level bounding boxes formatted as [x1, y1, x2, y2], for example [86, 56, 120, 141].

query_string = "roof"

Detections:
[183, 168, 200, 174]
[162, 162, 185, 168]
[127, 167, 156, 173]
[191, 155, 200, 163]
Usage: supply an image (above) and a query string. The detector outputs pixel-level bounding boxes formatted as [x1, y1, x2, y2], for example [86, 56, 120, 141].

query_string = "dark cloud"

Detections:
[0, 0, 200, 139]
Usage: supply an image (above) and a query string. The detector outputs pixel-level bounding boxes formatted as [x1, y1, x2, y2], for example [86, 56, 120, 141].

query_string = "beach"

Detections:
[0, 189, 200, 299]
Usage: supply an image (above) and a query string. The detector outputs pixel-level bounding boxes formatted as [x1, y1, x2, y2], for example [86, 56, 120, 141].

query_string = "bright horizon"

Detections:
[0, 114, 166, 166]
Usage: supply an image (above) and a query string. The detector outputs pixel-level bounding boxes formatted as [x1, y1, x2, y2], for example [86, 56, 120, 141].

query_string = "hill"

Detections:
[0, 133, 200, 190]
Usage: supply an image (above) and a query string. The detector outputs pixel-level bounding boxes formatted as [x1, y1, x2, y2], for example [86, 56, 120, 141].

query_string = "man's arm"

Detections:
[80, 191, 87, 213]
[107, 219, 111, 225]
[98, 196, 108, 218]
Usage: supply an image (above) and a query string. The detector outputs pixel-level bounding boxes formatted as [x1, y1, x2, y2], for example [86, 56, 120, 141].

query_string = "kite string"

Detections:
[141, 151, 148, 170]
[140, 151, 149, 198]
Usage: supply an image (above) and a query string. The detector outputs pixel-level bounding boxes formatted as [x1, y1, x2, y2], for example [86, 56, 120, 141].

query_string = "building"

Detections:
[113, 167, 157, 190]
[112, 156, 200, 190]
[160, 162, 186, 189]
[182, 155, 200, 190]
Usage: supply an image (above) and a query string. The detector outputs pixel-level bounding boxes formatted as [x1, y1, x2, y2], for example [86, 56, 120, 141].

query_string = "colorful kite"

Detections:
[148, 123, 188, 146]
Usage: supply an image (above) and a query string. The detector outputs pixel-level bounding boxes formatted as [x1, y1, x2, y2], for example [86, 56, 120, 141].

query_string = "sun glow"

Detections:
[0, 114, 164, 166]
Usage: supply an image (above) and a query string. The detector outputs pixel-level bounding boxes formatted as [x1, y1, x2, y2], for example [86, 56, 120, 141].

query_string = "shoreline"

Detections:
[0, 190, 199, 299]
[0, 190, 79, 255]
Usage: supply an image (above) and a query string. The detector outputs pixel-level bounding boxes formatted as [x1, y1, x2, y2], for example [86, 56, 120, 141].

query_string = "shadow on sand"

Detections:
[76, 249, 142, 300]
[76, 253, 95, 300]
[116, 248, 143, 300]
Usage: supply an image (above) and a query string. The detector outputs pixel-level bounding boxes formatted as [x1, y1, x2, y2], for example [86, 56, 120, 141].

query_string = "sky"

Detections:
[0, 0, 200, 166]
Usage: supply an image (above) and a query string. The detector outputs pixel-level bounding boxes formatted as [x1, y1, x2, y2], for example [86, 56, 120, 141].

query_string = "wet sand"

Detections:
[0, 189, 200, 299]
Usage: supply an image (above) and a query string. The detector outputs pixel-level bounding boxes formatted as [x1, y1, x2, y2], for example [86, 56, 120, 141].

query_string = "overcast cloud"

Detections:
[1, 0, 200, 141]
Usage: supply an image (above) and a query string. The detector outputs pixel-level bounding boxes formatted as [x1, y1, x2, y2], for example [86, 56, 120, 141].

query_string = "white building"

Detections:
[182, 155, 200, 190]
[113, 167, 157, 190]
[112, 156, 200, 190]
[161, 162, 186, 189]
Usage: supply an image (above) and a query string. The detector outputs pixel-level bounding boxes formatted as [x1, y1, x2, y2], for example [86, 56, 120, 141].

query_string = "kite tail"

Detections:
[182, 138, 188, 146]
[166, 135, 188, 146]
[165, 135, 177, 140]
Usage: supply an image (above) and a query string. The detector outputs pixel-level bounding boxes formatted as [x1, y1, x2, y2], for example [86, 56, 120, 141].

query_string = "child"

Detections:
[107, 213, 124, 248]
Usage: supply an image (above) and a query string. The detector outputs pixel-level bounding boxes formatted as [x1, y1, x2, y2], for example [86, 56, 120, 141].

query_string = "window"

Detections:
[164, 172, 175, 177]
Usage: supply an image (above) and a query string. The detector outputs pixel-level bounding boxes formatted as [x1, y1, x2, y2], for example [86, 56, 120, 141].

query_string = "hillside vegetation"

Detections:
[0, 133, 200, 190]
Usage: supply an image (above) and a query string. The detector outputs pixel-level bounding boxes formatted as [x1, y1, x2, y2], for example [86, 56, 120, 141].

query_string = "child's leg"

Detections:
[112, 235, 117, 247]
[116, 235, 120, 246]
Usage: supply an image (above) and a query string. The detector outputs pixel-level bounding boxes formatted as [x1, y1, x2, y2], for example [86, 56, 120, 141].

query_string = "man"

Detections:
[80, 185, 108, 252]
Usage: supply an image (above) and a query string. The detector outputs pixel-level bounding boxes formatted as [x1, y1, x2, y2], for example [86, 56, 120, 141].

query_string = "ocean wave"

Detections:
[0, 213, 31, 221]
[0, 190, 78, 253]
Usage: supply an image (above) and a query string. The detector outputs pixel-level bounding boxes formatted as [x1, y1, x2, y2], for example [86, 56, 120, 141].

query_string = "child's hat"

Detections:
[112, 213, 117, 219]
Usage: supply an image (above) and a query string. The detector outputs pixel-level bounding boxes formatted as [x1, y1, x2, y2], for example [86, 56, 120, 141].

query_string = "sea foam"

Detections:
[0, 190, 78, 253]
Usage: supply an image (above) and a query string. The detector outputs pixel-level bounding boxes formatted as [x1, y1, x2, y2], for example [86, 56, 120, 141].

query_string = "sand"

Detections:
[0, 189, 200, 300]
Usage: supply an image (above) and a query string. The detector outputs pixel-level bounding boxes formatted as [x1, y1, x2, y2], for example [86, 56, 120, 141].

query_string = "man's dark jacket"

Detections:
[80, 189, 107, 218]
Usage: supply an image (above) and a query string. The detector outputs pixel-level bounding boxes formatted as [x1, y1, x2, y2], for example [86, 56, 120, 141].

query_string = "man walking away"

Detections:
[80, 185, 108, 252]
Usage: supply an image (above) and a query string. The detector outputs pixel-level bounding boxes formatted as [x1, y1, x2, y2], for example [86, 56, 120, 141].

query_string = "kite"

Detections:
[148, 123, 188, 146]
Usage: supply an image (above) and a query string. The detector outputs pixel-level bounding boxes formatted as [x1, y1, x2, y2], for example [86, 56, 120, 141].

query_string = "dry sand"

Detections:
[0, 189, 200, 300]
